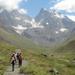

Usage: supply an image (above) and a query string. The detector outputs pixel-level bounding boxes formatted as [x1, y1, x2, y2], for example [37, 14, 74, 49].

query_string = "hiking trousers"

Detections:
[11, 61, 15, 71]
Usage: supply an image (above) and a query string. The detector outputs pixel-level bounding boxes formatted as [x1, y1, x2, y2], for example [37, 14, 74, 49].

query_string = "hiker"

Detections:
[14, 52, 18, 64]
[17, 52, 22, 67]
[10, 53, 16, 71]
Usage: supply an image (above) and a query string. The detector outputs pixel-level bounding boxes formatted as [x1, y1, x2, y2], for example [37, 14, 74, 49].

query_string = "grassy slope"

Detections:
[0, 38, 75, 75]
[0, 41, 16, 75]
[0, 27, 41, 75]
[55, 40, 75, 53]
[20, 49, 75, 75]
[19, 39, 75, 75]
[0, 27, 44, 52]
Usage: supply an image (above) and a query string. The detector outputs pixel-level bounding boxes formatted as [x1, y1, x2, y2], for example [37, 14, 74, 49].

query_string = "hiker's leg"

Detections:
[12, 64, 14, 71]
[17, 60, 20, 67]
[21, 60, 22, 66]
[19, 60, 21, 67]
[19, 60, 22, 67]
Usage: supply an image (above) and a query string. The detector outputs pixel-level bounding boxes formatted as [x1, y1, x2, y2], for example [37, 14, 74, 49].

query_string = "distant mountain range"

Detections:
[0, 8, 75, 48]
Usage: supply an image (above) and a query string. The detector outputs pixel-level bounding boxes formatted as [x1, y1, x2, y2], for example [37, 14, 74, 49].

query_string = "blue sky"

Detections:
[20, 0, 60, 17]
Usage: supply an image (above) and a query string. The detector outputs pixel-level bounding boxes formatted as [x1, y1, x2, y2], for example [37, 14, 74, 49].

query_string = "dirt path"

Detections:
[4, 60, 28, 75]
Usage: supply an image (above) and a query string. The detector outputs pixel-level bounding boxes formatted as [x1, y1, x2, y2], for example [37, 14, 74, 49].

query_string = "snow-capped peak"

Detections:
[54, 12, 65, 18]
[18, 9, 27, 14]
[46, 9, 65, 19]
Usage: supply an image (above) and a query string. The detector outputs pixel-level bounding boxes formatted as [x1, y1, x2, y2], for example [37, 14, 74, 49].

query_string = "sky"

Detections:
[0, 0, 75, 20]
[20, 0, 62, 17]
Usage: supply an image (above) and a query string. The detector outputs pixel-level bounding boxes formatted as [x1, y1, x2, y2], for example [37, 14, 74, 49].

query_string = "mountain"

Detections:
[0, 9, 44, 53]
[0, 8, 75, 48]
[23, 8, 75, 47]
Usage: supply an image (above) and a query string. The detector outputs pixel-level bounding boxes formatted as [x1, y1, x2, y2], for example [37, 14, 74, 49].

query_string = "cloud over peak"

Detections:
[0, 0, 26, 11]
[52, 0, 75, 13]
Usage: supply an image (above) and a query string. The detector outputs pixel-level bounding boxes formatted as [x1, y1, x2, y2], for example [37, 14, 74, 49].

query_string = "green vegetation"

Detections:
[19, 39, 75, 75]
[0, 38, 75, 75]
[0, 27, 39, 49]
[0, 41, 16, 75]
[0, 40, 75, 75]
[56, 40, 75, 53]
[20, 51, 75, 75]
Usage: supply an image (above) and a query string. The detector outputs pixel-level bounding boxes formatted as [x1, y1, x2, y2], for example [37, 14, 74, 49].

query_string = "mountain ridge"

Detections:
[0, 8, 75, 48]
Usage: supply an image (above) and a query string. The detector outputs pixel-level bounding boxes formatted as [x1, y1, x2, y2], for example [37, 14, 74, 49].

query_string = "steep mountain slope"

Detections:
[24, 8, 75, 47]
[0, 25, 41, 51]
[55, 39, 75, 53]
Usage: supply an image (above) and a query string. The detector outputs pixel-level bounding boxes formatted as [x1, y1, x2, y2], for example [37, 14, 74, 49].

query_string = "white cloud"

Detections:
[0, 0, 29, 11]
[53, 0, 75, 13]
[67, 15, 75, 22]
[0, 0, 23, 11]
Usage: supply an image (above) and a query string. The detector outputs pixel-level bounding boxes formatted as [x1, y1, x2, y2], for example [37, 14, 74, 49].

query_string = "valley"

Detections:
[0, 8, 75, 75]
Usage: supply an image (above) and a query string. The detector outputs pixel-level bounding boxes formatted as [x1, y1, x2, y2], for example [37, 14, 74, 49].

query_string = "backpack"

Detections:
[11, 56, 16, 64]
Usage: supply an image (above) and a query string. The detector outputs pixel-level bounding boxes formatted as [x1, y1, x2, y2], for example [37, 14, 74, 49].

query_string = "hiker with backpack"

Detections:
[10, 53, 16, 71]
[10, 49, 23, 71]
[17, 52, 23, 67]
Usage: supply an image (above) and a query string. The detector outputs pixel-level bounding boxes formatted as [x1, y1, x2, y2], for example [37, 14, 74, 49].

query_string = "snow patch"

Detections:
[18, 9, 27, 14]
[12, 25, 27, 34]
[55, 31, 59, 34]
[46, 22, 49, 25]
[31, 25, 44, 29]
[24, 20, 30, 23]
[60, 28, 68, 32]
[67, 15, 75, 22]
[24, 19, 44, 29]
[13, 25, 27, 30]
[31, 18, 44, 28]
[54, 12, 64, 18]
[49, 9, 65, 18]
[15, 30, 24, 34]
[31, 18, 35, 25]
[15, 17, 21, 20]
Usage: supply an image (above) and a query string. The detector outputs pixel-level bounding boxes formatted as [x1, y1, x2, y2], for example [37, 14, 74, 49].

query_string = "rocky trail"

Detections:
[4, 60, 28, 75]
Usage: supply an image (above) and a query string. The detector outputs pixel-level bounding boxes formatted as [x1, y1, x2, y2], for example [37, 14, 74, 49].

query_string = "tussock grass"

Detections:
[20, 51, 75, 75]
